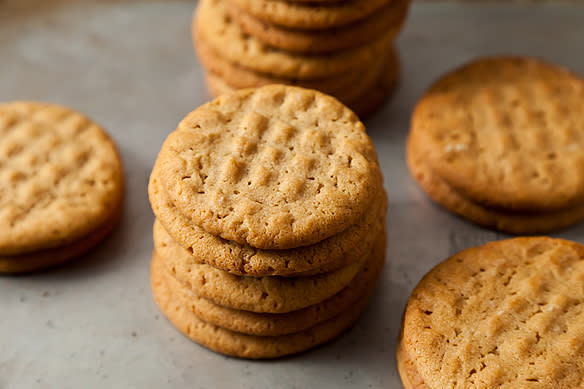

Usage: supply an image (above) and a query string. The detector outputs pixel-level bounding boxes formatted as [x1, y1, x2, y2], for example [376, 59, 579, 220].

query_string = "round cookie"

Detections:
[194, 29, 379, 97]
[153, 221, 377, 313]
[195, 0, 395, 80]
[0, 102, 123, 257]
[407, 131, 584, 234]
[0, 200, 122, 273]
[226, 0, 391, 30]
[399, 237, 584, 388]
[202, 50, 395, 110]
[151, 256, 373, 360]
[149, 163, 386, 277]
[195, 28, 394, 103]
[157, 85, 381, 250]
[411, 56, 584, 212]
[204, 52, 400, 120]
[150, 232, 385, 336]
[225, 0, 409, 54]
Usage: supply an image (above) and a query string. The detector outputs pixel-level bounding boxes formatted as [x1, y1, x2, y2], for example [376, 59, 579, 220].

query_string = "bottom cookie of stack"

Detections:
[407, 136, 584, 234]
[151, 231, 386, 359]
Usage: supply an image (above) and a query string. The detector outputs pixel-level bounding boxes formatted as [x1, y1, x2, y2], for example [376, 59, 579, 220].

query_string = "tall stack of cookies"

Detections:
[148, 85, 387, 359]
[193, 0, 410, 117]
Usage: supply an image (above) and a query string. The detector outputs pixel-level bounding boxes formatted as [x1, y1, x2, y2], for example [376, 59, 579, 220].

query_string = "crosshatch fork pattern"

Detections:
[159, 86, 381, 250]
[412, 57, 584, 212]
[0, 102, 123, 255]
[403, 238, 584, 388]
[149, 162, 387, 277]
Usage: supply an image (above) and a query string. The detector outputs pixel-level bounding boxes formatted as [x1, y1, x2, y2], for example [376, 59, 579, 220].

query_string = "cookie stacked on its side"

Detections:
[0, 102, 124, 273]
[407, 56, 584, 234]
[193, 0, 410, 118]
[148, 85, 387, 359]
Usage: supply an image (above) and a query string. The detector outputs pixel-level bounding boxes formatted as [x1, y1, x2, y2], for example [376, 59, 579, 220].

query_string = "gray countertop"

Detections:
[1, 1, 584, 388]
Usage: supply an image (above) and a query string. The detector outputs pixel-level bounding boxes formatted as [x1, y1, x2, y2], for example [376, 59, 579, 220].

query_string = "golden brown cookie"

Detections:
[410, 56, 584, 212]
[153, 221, 380, 313]
[0, 199, 121, 273]
[225, 0, 409, 54]
[226, 0, 391, 30]
[407, 130, 584, 234]
[347, 50, 400, 119]
[150, 232, 385, 336]
[194, 29, 379, 97]
[151, 254, 375, 359]
[156, 85, 381, 250]
[397, 343, 430, 389]
[0, 102, 123, 272]
[202, 45, 398, 114]
[194, 0, 394, 80]
[196, 29, 395, 106]
[149, 163, 386, 277]
[399, 237, 584, 388]
[204, 52, 400, 120]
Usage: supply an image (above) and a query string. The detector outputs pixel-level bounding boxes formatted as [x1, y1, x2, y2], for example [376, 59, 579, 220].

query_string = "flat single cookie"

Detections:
[407, 131, 584, 234]
[226, 0, 391, 30]
[157, 85, 381, 249]
[150, 232, 385, 336]
[196, 30, 394, 105]
[400, 237, 584, 388]
[225, 0, 409, 54]
[154, 221, 378, 313]
[0, 102, 124, 256]
[149, 163, 386, 277]
[195, 0, 394, 80]
[151, 256, 374, 359]
[411, 56, 584, 212]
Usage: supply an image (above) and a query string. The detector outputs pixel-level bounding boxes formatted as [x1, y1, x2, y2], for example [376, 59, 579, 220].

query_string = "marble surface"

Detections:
[1, 1, 583, 388]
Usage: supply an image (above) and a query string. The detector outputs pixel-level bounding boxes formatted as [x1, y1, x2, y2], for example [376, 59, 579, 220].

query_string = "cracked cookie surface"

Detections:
[0, 102, 123, 256]
[411, 57, 584, 212]
[400, 237, 584, 388]
[157, 85, 381, 249]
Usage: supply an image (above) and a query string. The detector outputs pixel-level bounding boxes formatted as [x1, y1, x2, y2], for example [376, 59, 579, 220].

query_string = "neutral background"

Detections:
[1, 1, 584, 388]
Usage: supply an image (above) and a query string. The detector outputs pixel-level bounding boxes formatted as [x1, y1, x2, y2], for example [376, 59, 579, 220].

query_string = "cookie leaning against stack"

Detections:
[0, 102, 124, 274]
[398, 237, 584, 388]
[148, 85, 387, 359]
[192, 0, 409, 118]
[407, 56, 584, 234]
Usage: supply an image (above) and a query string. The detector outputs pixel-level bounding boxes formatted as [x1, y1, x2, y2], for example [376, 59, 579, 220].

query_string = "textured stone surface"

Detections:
[1, 0, 583, 388]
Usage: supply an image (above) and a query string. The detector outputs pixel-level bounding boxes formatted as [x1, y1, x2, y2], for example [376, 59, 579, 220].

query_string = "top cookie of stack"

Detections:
[193, 0, 410, 118]
[148, 85, 387, 358]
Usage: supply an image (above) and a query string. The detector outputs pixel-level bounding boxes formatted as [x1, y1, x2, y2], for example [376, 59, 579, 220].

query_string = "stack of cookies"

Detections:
[0, 102, 124, 274]
[192, 0, 410, 117]
[148, 85, 387, 359]
[407, 56, 584, 234]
